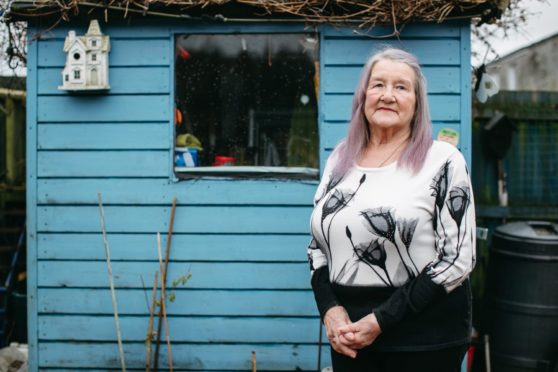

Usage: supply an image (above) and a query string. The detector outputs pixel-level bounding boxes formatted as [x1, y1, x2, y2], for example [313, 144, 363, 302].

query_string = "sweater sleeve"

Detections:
[374, 150, 476, 332]
[308, 148, 342, 318]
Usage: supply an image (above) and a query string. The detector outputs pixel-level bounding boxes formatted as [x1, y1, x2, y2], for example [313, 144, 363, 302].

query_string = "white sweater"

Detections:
[309, 140, 476, 292]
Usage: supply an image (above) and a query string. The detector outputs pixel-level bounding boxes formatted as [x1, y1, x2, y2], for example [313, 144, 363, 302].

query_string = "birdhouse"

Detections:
[59, 19, 110, 91]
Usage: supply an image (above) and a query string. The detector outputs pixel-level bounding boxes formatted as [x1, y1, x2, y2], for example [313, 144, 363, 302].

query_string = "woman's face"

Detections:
[364, 59, 417, 133]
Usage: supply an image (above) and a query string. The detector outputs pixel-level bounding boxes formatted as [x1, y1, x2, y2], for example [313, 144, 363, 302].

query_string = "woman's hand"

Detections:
[338, 313, 382, 350]
[323, 306, 358, 358]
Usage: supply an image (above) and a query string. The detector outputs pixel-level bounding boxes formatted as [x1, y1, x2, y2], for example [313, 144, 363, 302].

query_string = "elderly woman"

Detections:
[308, 47, 475, 371]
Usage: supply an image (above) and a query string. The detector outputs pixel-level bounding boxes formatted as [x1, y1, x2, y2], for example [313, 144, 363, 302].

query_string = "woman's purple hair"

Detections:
[331, 47, 433, 177]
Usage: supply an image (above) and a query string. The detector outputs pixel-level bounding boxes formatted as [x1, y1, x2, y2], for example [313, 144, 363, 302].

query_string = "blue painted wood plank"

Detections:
[319, 148, 332, 175]
[323, 66, 460, 94]
[37, 95, 169, 123]
[28, 370, 245, 372]
[39, 66, 170, 95]
[321, 123, 461, 150]
[37, 233, 310, 261]
[38, 39, 170, 67]
[321, 122, 347, 150]
[39, 315, 326, 343]
[31, 370, 259, 372]
[38, 288, 317, 316]
[170, 22, 312, 34]
[459, 22, 473, 165]
[168, 26, 176, 179]
[37, 178, 317, 205]
[38, 124, 169, 150]
[110, 40, 171, 68]
[39, 343, 330, 370]
[38, 261, 311, 289]
[37, 151, 169, 177]
[323, 39, 461, 65]
[38, 22, 171, 39]
[37, 206, 312, 233]
[321, 21, 460, 37]
[26, 26, 39, 372]
[323, 94, 460, 122]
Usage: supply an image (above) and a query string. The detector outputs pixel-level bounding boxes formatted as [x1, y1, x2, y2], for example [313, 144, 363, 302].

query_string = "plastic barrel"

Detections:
[488, 221, 558, 372]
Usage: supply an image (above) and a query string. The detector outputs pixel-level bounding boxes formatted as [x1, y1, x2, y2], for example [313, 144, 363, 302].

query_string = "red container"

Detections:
[212, 155, 236, 166]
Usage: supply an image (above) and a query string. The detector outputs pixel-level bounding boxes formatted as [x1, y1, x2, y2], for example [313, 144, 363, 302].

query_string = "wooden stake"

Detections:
[146, 271, 158, 372]
[98, 193, 126, 372]
[485, 334, 491, 372]
[251, 351, 257, 372]
[154, 197, 177, 370]
[157, 232, 173, 371]
[317, 320, 323, 371]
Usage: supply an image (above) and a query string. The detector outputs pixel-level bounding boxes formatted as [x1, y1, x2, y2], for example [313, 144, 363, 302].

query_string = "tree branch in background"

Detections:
[472, 0, 547, 65]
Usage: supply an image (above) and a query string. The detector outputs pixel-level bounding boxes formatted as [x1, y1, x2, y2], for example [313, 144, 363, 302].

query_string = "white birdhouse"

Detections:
[59, 20, 110, 91]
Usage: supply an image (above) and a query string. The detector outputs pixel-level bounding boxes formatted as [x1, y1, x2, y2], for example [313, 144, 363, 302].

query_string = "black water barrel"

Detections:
[489, 221, 558, 372]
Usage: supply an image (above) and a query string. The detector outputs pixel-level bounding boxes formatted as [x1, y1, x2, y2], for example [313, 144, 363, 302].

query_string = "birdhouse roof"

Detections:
[62, 22, 110, 53]
[63, 36, 86, 53]
[86, 19, 103, 36]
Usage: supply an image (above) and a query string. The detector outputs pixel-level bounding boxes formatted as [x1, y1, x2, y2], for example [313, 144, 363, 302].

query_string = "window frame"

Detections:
[72, 68, 82, 81]
[170, 27, 321, 182]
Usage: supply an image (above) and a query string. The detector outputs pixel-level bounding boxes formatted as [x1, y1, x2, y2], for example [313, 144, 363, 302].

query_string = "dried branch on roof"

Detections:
[9, 0, 508, 28]
[1, 0, 518, 72]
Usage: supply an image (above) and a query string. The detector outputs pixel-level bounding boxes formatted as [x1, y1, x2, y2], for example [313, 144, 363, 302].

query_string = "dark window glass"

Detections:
[174, 34, 319, 173]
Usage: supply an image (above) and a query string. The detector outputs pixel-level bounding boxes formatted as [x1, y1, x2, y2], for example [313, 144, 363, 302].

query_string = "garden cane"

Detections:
[154, 197, 177, 370]
[146, 271, 158, 372]
[157, 232, 173, 371]
[98, 193, 126, 372]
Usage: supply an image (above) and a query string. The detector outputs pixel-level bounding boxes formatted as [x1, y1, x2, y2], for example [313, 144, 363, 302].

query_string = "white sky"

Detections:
[1, 0, 557, 76]
[472, 0, 558, 65]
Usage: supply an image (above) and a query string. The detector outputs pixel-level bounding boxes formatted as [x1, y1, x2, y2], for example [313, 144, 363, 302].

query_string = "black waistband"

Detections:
[329, 280, 472, 351]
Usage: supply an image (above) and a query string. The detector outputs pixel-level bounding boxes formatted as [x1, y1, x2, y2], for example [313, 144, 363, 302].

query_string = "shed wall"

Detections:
[27, 19, 471, 371]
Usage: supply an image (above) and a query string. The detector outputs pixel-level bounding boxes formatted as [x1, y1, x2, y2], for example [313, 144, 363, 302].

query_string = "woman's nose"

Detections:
[382, 87, 395, 102]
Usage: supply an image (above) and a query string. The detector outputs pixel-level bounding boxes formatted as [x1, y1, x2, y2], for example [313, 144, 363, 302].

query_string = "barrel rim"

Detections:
[494, 221, 558, 242]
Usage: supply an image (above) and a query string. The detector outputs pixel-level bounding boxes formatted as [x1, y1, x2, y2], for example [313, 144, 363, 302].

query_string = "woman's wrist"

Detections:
[369, 313, 382, 334]
[321, 301, 341, 321]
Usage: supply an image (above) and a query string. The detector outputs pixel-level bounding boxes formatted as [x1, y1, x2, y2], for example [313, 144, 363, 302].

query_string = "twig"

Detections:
[154, 197, 177, 370]
[146, 271, 158, 372]
[157, 232, 173, 371]
[98, 193, 126, 372]
[251, 351, 257, 372]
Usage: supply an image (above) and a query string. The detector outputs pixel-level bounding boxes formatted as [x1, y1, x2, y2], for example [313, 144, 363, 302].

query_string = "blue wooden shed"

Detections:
[12, 0, 503, 370]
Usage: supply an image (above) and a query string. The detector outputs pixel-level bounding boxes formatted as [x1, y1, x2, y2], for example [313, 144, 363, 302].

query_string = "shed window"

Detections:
[174, 34, 319, 178]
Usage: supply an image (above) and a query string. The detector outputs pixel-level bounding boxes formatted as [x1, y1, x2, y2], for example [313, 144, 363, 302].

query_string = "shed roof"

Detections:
[9, 0, 508, 27]
[487, 31, 558, 66]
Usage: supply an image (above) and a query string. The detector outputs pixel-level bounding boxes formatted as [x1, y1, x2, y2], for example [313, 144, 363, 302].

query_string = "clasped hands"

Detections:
[323, 305, 382, 358]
